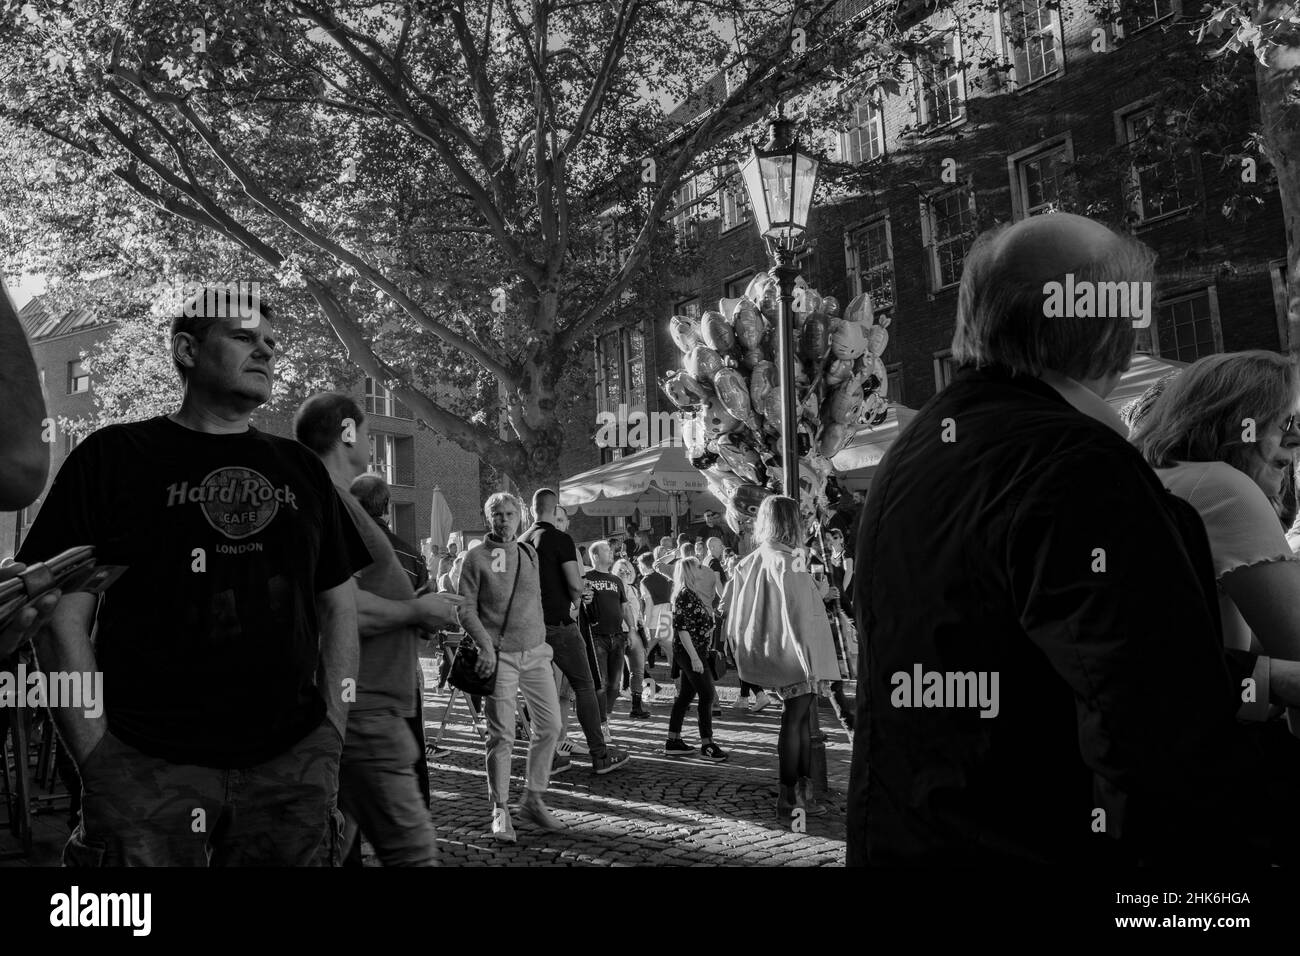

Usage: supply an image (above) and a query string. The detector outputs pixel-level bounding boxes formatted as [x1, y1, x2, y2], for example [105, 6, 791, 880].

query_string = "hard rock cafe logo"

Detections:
[165, 467, 298, 540]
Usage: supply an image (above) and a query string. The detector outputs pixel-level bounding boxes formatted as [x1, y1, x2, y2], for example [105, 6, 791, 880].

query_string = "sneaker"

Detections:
[556, 738, 574, 758]
[629, 707, 652, 720]
[551, 752, 573, 776]
[518, 792, 567, 831]
[700, 742, 729, 762]
[663, 738, 693, 757]
[491, 807, 516, 843]
[593, 746, 631, 774]
[426, 742, 451, 759]
[732, 696, 750, 712]
[566, 734, 590, 757]
[751, 691, 772, 713]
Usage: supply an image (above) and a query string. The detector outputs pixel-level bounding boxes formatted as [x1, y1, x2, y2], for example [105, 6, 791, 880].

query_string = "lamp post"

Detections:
[738, 112, 821, 505]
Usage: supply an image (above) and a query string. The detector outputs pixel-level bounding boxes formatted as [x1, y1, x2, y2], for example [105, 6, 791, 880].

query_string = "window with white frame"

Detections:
[594, 323, 648, 419]
[671, 176, 701, 245]
[922, 185, 977, 291]
[840, 92, 885, 164]
[1131, 0, 1178, 31]
[1121, 105, 1198, 223]
[364, 376, 412, 419]
[916, 31, 966, 128]
[719, 166, 752, 231]
[67, 359, 89, 394]
[1152, 287, 1221, 362]
[1009, 138, 1071, 219]
[933, 349, 958, 391]
[368, 432, 397, 485]
[846, 217, 895, 316]
[999, 0, 1061, 87]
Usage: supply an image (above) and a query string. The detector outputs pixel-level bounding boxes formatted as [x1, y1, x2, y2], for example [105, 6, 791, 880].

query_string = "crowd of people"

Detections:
[9, 206, 1299, 869]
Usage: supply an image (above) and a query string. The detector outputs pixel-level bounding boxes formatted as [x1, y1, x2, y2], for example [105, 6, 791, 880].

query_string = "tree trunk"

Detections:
[1257, 5, 1300, 356]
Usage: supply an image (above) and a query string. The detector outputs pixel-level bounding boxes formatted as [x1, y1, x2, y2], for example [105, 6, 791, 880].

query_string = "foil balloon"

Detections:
[700, 310, 736, 354]
[826, 373, 868, 425]
[740, 347, 767, 372]
[733, 300, 765, 350]
[715, 437, 763, 485]
[865, 324, 889, 356]
[684, 345, 724, 385]
[818, 422, 855, 459]
[842, 291, 875, 327]
[670, 314, 702, 354]
[750, 361, 780, 422]
[661, 369, 707, 409]
[731, 482, 774, 518]
[718, 297, 744, 321]
[700, 394, 744, 438]
[792, 277, 821, 317]
[745, 273, 780, 317]
[680, 412, 706, 458]
[798, 314, 829, 363]
[822, 296, 841, 319]
[713, 366, 758, 429]
[824, 358, 854, 387]
[859, 390, 889, 427]
[829, 320, 867, 361]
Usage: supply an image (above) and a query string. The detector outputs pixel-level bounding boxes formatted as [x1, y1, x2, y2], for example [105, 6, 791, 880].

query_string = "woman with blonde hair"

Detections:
[722, 495, 840, 818]
[1134, 351, 1300, 846]
[612, 557, 652, 718]
[662, 555, 728, 761]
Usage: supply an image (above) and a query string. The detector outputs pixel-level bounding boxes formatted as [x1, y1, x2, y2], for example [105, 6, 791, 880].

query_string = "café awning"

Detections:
[560, 441, 721, 518]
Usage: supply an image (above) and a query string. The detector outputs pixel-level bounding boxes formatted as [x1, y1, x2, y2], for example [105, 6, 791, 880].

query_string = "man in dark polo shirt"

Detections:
[19, 287, 368, 866]
[520, 489, 629, 775]
[298, 393, 461, 866]
[848, 214, 1258, 866]
[585, 541, 636, 719]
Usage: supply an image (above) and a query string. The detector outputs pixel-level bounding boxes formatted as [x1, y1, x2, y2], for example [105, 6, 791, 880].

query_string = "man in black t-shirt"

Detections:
[519, 489, 629, 775]
[18, 287, 368, 867]
[585, 542, 635, 720]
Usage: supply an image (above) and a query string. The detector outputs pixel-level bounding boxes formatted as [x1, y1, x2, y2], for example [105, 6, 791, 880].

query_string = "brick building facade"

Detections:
[555, 0, 1290, 538]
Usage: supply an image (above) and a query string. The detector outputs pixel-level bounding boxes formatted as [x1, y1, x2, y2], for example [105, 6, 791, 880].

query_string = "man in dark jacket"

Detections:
[849, 213, 1260, 866]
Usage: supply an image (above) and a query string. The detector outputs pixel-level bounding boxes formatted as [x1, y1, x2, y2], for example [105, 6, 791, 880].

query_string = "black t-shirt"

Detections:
[519, 520, 578, 626]
[584, 569, 626, 635]
[17, 416, 368, 768]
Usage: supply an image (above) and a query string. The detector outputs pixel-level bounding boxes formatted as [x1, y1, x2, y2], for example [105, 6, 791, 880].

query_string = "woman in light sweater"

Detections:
[458, 492, 565, 844]
[722, 495, 841, 819]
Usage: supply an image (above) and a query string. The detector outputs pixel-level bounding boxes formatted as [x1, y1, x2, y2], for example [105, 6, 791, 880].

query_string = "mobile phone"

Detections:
[0, 546, 127, 628]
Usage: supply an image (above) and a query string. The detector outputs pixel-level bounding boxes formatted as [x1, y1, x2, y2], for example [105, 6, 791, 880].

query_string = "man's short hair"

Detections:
[349, 474, 389, 520]
[951, 219, 1154, 381]
[294, 392, 365, 456]
[637, 551, 655, 569]
[170, 285, 273, 383]
[703, 509, 718, 518]
[590, 541, 612, 563]
[532, 487, 558, 516]
[677, 533, 691, 546]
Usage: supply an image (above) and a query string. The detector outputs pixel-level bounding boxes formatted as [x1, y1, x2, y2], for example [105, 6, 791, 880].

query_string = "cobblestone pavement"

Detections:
[412, 655, 850, 867]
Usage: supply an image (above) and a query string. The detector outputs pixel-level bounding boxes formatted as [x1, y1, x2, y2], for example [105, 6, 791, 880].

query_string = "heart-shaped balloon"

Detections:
[749, 361, 780, 423]
[716, 436, 763, 485]
[684, 345, 724, 385]
[718, 297, 744, 321]
[699, 394, 744, 438]
[732, 482, 774, 518]
[670, 315, 702, 353]
[700, 310, 736, 354]
[818, 422, 855, 458]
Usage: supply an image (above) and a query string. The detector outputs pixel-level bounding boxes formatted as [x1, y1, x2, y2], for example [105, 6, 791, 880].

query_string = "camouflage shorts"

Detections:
[64, 720, 345, 867]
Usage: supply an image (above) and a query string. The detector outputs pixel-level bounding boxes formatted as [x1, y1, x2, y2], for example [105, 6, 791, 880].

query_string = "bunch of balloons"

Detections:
[661, 271, 890, 538]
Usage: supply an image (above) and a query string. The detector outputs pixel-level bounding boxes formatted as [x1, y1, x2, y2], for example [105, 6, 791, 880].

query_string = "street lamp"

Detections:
[738, 112, 820, 504]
